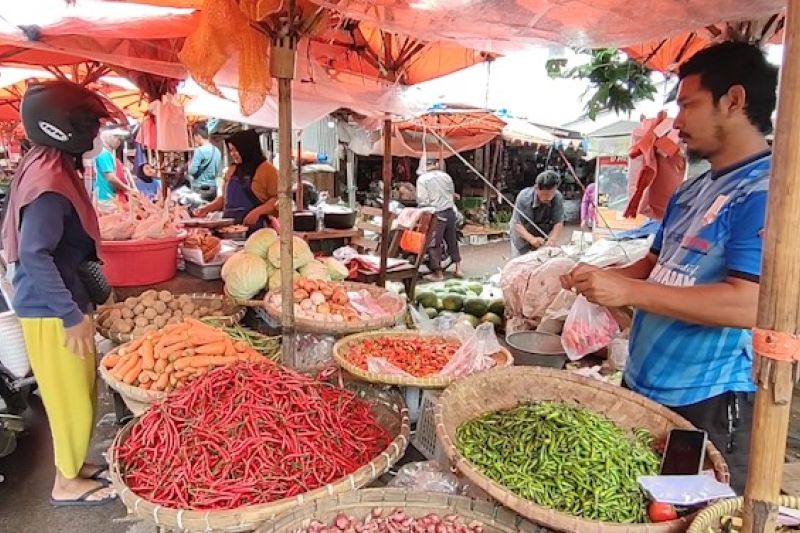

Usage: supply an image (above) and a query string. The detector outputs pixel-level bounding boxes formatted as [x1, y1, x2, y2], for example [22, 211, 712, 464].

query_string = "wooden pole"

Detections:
[297, 135, 304, 209]
[270, 33, 298, 367]
[378, 117, 392, 287]
[742, 2, 800, 530]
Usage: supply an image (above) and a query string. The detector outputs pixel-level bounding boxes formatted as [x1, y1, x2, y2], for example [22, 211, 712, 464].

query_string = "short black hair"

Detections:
[536, 170, 560, 190]
[192, 122, 210, 139]
[678, 41, 778, 134]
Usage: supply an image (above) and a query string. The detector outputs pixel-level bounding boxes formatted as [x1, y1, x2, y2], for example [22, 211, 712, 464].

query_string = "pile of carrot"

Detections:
[115, 362, 392, 510]
[101, 318, 264, 393]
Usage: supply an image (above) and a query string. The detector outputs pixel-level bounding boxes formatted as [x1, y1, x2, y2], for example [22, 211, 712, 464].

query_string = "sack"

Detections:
[561, 295, 619, 361]
[77, 260, 112, 306]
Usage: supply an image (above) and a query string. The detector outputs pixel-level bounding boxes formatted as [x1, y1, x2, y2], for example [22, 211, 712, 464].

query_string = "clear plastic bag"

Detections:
[294, 333, 336, 372]
[543, 289, 577, 321]
[388, 461, 460, 494]
[561, 295, 620, 361]
[608, 335, 630, 371]
[637, 475, 736, 505]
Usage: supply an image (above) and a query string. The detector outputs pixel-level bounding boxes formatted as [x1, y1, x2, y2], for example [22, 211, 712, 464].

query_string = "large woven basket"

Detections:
[262, 281, 407, 335]
[96, 293, 244, 343]
[687, 496, 800, 532]
[108, 383, 410, 532]
[333, 330, 514, 389]
[258, 488, 547, 532]
[435, 366, 730, 533]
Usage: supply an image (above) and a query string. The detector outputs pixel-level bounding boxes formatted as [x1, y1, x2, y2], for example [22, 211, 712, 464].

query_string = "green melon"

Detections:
[463, 298, 489, 317]
[442, 294, 464, 312]
[480, 312, 504, 328]
[462, 314, 481, 328]
[415, 291, 438, 308]
[488, 299, 505, 316]
[424, 307, 439, 319]
[466, 282, 484, 294]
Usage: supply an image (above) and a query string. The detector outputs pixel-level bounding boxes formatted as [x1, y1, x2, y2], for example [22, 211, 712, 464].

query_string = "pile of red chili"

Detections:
[114, 361, 391, 510]
[344, 335, 460, 377]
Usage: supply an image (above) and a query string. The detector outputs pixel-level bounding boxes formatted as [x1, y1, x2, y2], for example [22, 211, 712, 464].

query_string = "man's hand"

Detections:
[194, 205, 210, 218]
[567, 265, 636, 308]
[243, 208, 262, 227]
[64, 316, 95, 359]
[531, 236, 546, 248]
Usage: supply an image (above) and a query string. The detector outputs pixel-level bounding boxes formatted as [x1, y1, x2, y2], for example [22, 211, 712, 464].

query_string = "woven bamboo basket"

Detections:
[332, 330, 514, 389]
[687, 497, 800, 532]
[261, 282, 407, 335]
[257, 488, 547, 532]
[435, 366, 730, 533]
[98, 360, 164, 416]
[108, 384, 411, 532]
[96, 293, 244, 343]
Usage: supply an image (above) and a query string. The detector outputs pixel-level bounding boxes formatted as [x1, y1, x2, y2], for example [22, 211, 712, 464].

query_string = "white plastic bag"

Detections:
[388, 461, 460, 494]
[561, 295, 619, 361]
[609, 335, 630, 371]
[637, 475, 736, 505]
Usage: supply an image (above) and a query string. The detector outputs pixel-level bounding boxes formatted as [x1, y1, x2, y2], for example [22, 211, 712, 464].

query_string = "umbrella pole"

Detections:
[378, 117, 392, 287]
[742, 2, 800, 530]
[271, 35, 298, 367]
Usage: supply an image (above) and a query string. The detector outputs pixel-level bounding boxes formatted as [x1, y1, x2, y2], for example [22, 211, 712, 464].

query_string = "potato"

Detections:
[124, 297, 138, 309]
[141, 297, 157, 308]
[143, 308, 158, 320]
[173, 310, 183, 319]
[168, 300, 180, 311]
[181, 303, 196, 315]
[177, 294, 192, 305]
[132, 327, 144, 338]
[166, 317, 179, 325]
[141, 289, 158, 300]
[133, 304, 145, 316]
[153, 316, 168, 329]
[121, 308, 134, 319]
[209, 299, 223, 311]
[153, 301, 167, 314]
[198, 306, 210, 317]
[134, 316, 149, 328]
[110, 309, 123, 321]
[158, 290, 173, 303]
[142, 324, 158, 334]
[114, 320, 133, 334]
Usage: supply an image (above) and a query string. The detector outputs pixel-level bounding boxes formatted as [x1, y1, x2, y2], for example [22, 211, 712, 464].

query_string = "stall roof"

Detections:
[587, 120, 640, 138]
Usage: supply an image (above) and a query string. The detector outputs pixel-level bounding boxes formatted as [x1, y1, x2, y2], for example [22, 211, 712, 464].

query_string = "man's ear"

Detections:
[721, 84, 747, 117]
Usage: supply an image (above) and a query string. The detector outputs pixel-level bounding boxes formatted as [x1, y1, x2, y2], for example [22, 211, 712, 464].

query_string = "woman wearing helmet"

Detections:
[510, 170, 566, 257]
[1, 80, 126, 506]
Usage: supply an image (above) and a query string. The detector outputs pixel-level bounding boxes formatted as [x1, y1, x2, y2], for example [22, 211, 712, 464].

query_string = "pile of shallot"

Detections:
[301, 509, 484, 533]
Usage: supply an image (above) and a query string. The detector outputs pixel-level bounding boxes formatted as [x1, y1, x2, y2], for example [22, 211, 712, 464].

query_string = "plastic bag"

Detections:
[294, 333, 336, 372]
[561, 295, 619, 361]
[608, 335, 630, 371]
[543, 289, 577, 321]
[637, 475, 736, 505]
[388, 461, 460, 494]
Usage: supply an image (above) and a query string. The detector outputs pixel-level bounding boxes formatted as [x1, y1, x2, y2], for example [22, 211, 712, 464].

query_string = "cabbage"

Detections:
[268, 270, 299, 291]
[243, 228, 278, 258]
[299, 259, 331, 281]
[324, 257, 349, 281]
[221, 251, 268, 300]
[267, 236, 314, 270]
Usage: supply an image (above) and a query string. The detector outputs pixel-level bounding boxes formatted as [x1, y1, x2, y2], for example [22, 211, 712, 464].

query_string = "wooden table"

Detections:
[294, 228, 360, 242]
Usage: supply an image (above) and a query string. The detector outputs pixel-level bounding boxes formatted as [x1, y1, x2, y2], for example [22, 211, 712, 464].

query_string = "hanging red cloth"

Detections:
[624, 112, 686, 220]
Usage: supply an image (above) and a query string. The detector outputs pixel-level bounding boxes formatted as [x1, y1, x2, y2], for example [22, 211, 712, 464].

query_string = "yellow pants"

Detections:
[20, 317, 96, 479]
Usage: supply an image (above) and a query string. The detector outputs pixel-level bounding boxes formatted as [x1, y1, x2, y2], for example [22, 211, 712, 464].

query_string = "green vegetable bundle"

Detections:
[456, 401, 660, 523]
[222, 324, 281, 362]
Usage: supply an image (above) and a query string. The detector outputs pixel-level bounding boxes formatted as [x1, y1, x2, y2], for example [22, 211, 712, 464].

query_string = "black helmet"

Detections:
[20, 80, 127, 155]
[536, 170, 561, 190]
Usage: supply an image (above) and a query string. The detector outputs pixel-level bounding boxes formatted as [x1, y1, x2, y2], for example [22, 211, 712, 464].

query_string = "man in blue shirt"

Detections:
[562, 42, 778, 493]
[93, 130, 127, 201]
[189, 123, 221, 200]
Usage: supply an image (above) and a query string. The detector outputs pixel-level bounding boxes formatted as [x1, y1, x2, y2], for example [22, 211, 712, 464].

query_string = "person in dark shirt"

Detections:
[510, 170, 566, 256]
[1, 80, 124, 506]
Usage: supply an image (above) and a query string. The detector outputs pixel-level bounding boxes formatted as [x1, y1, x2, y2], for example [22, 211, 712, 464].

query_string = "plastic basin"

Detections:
[100, 237, 183, 287]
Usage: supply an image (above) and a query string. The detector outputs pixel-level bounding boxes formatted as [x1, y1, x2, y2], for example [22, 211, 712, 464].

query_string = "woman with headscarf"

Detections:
[195, 130, 279, 231]
[134, 162, 162, 201]
[1, 80, 126, 506]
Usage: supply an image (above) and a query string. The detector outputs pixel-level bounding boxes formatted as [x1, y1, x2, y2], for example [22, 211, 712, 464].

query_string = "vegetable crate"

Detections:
[411, 390, 449, 466]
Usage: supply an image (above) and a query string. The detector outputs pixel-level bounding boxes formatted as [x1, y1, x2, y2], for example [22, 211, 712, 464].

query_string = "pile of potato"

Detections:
[100, 290, 226, 337]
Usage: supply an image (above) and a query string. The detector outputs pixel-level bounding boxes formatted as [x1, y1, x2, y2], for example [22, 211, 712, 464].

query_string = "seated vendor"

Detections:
[134, 163, 161, 201]
[194, 130, 278, 231]
[510, 170, 565, 257]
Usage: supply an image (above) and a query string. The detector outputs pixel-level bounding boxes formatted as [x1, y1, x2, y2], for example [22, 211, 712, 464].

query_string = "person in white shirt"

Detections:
[416, 159, 462, 280]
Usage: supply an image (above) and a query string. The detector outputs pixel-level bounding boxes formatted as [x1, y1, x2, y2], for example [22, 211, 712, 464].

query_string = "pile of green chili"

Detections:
[456, 402, 660, 523]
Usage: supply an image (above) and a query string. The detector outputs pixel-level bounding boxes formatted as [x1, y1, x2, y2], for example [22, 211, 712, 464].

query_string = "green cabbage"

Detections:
[221, 251, 268, 300]
[267, 236, 314, 270]
[243, 228, 278, 258]
[324, 257, 349, 281]
[299, 259, 331, 281]
[268, 270, 299, 291]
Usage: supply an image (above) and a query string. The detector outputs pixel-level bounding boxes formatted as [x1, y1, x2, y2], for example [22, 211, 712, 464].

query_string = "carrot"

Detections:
[224, 338, 236, 358]
[156, 334, 185, 351]
[174, 355, 238, 370]
[174, 370, 190, 379]
[139, 382, 152, 390]
[165, 363, 175, 374]
[123, 360, 143, 385]
[138, 371, 152, 384]
[184, 317, 219, 333]
[112, 354, 137, 380]
[154, 358, 167, 374]
[154, 372, 170, 391]
[103, 353, 121, 369]
[233, 341, 250, 352]
[188, 334, 227, 347]
[194, 342, 227, 355]
[140, 340, 156, 370]
[126, 336, 147, 353]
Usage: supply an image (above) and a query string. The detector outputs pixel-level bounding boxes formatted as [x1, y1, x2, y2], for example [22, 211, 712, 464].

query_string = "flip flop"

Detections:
[50, 485, 117, 508]
[83, 465, 111, 485]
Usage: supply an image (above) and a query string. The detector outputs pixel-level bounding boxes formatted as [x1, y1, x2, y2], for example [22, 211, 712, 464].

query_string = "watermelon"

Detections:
[480, 312, 504, 328]
[488, 299, 505, 316]
[467, 282, 484, 294]
[442, 294, 464, 312]
[415, 291, 438, 308]
[462, 314, 480, 328]
[424, 307, 439, 319]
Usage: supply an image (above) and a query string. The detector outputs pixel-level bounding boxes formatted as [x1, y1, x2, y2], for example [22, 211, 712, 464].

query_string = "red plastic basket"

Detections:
[100, 237, 183, 287]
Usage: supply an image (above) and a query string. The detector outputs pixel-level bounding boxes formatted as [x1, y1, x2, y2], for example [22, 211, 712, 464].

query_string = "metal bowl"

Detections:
[505, 330, 567, 369]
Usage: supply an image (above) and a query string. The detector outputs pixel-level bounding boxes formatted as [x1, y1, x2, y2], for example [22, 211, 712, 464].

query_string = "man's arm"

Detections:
[547, 222, 564, 246]
[103, 172, 128, 193]
[512, 191, 544, 247]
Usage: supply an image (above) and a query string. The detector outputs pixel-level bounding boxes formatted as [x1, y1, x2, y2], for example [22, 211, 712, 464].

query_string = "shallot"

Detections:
[301, 509, 483, 533]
